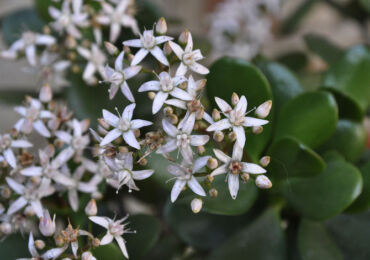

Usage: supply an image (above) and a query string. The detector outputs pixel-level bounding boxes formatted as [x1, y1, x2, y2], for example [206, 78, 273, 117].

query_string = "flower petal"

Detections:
[152, 91, 169, 114]
[232, 142, 243, 161]
[170, 87, 192, 101]
[115, 51, 124, 71]
[55, 131, 72, 143]
[235, 96, 247, 115]
[103, 109, 119, 127]
[20, 166, 42, 177]
[89, 216, 109, 228]
[123, 39, 143, 48]
[228, 174, 239, 199]
[162, 119, 178, 137]
[157, 139, 177, 154]
[132, 170, 154, 180]
[243, 117, 269, 127]
[242, 163, 266, 174]
[4, 148, 16, 168]
[193, 156, 211, 173]
[190, 135, 209, 146]
[131, 119, 152, 129]
[31, 200, 43, 218]
[215, 97, 232, 113]
[206, 119, 231, 132]
[181, 112, 196, 134]
[189, 62, 209, 75]
[123, 130, 140, 149]
[168, 41, 184, 59]
[115, 236, 129, 259]
[188, 176, 206, 196]
[6, 177, 25, 194]
[68, 189, 79, 212]
[131, 48, 149, 65]
[122, 103, 136, 120]
[171, 179, 186, 202]
[120, 81, 135, 102]
[33, 120, 51, 137]
[233, 126, 246, 148]
[123, 65, 141, 79]
[100, 129, 122, 146]
[7, 196, 27, 215]
[155, 36, 173, 44]
[176, 62, 187, 76]
[150, 46, 169, 66]
[210, 164, 228, 176]
[138, 80, 160, 92]
[164, 99, 187, 109]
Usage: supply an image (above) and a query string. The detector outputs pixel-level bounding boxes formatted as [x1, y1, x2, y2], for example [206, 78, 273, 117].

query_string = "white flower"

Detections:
[96, 0, 139, 42]
[17, 232, 40, 260]
[77, 44, 107, 83]
[39, 210, 56, 237]
[104, 51, 142, 101]
[89, 215, 132, 258]
[100, 104, 152, 149]
[1, 31, 55, 66]
[49, 0, 89, 39]
[207, 96, 269, 148]
[123, 29, 173, 66]
[156, 115, 209, 163]
[37, 51, 71, 86]
[6, 177, 55, 217]
[168, 156, 209, 202]
[0, 134, 32, 168]
[105, 152, 154, 192]
[168, 32, 209, 76]
[14, 98, 54, 137]
[138, 71, 191, 114]
[211, 143, 266, 199]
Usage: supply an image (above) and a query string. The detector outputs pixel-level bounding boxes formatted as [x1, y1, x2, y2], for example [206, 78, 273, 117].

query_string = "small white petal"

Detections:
[164, 99, 187, 109]
[132, 170, 154, 180]
[243, 117, 269, 127]
[170, 87, 192, 101]
[120, 81, 135, 102]
[150, 46, 169, 66]
[176, 62, 188, 76]
[72, 241, 79, 257]
[193, 156, 211, 173]
[188, 177, 206, 196]
[235, 96, 248, 115]
[242, 163, 266, 174]
[115, 51, 124, 71]
[100, 129, 122, 146]
[215, 97, 232, 113]
[138, 80, 160, 92]
[123, 39, 143, 48]
[181, 112, 196, 135]
[168, 164, 185, 177]
[156, 36, 173, 44]
[123, 65, 142, 79]
[171, 179, 186, 202]
[28, 233, 39, 257]
[110, 22, 121, 42]
[185, 33, 193, 52]
[210, 165, 228, 176]
[122, 103, 136, 120]
[168, 41, 184, 59]
[180, 145, 193, 163]
[53, 147, 74, 167]
[123, 130, 140, 149]
[100, 233, 114, 245]
[115, 236, 129, 259]
[83, 62, 96, 80]
[31, 200, 43, 218]
[68, 189, 79, 212]
[33, 120, 51, 137]
[103, 109, 119, 127]
[228, 174, 239, 199]
[157, 139, 177, 154]
[4, 148, 17, 168]
[7, 196, 27, 215]
[6, 177, 25, 194]
[20, 166, 42, 177]
[190, 135, 209, 146]
[89, 216, 109, 228]
[162, 119, 178, 137]
[25, 45, 37, 66]
[189, 62, 209, 75]
[233, 126, 246, 148]
[42, 246, 67, 259]
[131, 48, 149, 65]
[207, 119, 231, 132]
[232, 142, 243, 161]
[55, 131, 72, 143]
[213, 149, 231, 163]
[152, 91, 169, 114]
[35, 35, 55, 45]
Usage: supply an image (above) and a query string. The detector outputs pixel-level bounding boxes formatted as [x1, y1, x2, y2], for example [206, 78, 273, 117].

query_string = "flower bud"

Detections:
[97, 118, 110, 130]
[55, 234, 64, 246]
[179, 29, 189, 45]
[39, 210, 56, 237]
[134, 129, 140, 138]
[252, 126, 263, 134]
[24, 205, 36, 217]
[39, 84, 52, 103]
[169, 114, 178, 125]
[191, 198, 203, 214]
[0, 222, 12, 235]
[156, 17, 167, 34]
[138, 157, 147, 166]
[206, 175, 214, 183]
[231, 92, 239, 106]
[259, 156, 270, 167]
[209, 188, 218, 197]
[35, 240, 45, 250]
[92, 238, 100, 247]
[85, 199, 97, 216]
[1, 186, 11, 199]
[241, 173, 250, 183]
[148, 92, 156, 100]
[119, 146, 129, 154]
[256, 100, 272, 118]
[255, 175, 272, 189]
[43, 25, 51, 35]
[197, 145, 205, 155]
[207, 157, 218, 170]
[82, 251, 95, 260]
[104, 41, 118, 55]
[163, 106, 173, 116]
[213, 131, 224, 142]
[228, 131, 237, 142]
[163, 42, 172, 55]
[212, 109, 221, 121]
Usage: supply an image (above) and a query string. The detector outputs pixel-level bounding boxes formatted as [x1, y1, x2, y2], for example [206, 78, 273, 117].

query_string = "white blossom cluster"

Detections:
[208, 0, 280, 61]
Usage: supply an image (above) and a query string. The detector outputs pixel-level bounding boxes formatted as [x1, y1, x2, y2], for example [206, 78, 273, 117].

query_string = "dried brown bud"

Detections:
[259, 156, 270, 167]
[241, 173, 250, 183]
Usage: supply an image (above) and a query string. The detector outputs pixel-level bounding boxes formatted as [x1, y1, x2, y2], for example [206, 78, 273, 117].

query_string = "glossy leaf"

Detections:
[268, 136, 325, 181]
[0, 235, 30, 260]
[279, 154, 362, 220]
[207, 207, 286, 260]
[346, 162, 370, 213]
[207, 57, 273, 161]
[319, 120, 366, 163]
[275, 51, 308, 72]
[323, 45, 370, 112]
[304, 34, 344, 65]
[274, 91, 338, 148]
[93, 243, 127, 260]
[298, 219, 343, 260]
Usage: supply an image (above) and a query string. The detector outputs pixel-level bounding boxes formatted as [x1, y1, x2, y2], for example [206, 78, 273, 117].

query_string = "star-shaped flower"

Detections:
[0, 134, 32, 168]
[123, 29, 173, 66]
[168, 156, 209, 202]
[100, 104, 152, 149]
[77, 44, 107, 83]
[207, 95, 269, 148]
[138, 71, 191, 114]
[211, 143, 267, 199]
[168, 32, 209, 76]
[104, 51, 142, 101]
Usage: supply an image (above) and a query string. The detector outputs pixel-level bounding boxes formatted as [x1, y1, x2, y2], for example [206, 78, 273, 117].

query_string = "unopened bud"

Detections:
[39, 210, 56, 237]
[206, 175, 214, 183]
[35, 240, 45, 250]
[179, 81, 187, 90]
[82, 251, 95, 260]
[92, 238, 100, 247]
[123, 45, 131, 54]
[212, 109, 221, 121]
[43, 25, 51, 35]
[259, 156, 270, 167]
[197, 145, 205, 155]
[191, 198, 203, 214]
[55, 234, 64, 246]
[1, 187, 11, 199]
[97, 118, 110, 130]
[39, 84, 52, 102]
[85, 199, 97, 216]
[255, 175, 272, 189]
[163, 42, 172, 55]
[196, 79, 207, 91]
[196, 108, 204, 120]
[163, 106, 173, 116]
[231, 92, 239, 106]
[169, 114, 178, 125]
[148, 92, 156, 100]
[241, 173, 250, 183]
[104, 41, 118, 55]
[24, 205, 35, 217]
[209, 188, 218, 197]
[72, 64, 80, 73]
[252, 126, 263, 134]
[134, 129, 140, 138]
[0, 222, 12, 234]
[179, 29, 189, 45]
[256, 100, 272, 118]
[228, 131, 237, 142]
[119, 146, 129, 154]
[156, 17, 167, 34]
[213, 131, 224, 142]
[193, 122, 200, 130]
[207, 157, 218, 170]
[138, 157, 147, 166]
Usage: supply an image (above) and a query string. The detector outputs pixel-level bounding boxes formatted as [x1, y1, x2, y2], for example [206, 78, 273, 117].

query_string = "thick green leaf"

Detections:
[275, 51, 308, 72]
[257, 61, 303, 116]
[326, 211, 370, 260]
[346, 162, 370, 213]
[323, 45, 370, 112]
[207, 207, 286, 260]
[34, 0, 57, 21]
[298, 219, 343, 260]
[359, 0, 370, 13]
[165, 199, 249, 250]
[274, 91, 338, 148]
[207, 57, 273, 161]
[319, 120, 366, 163]
[279, 154, 362, 220]
[268, 136, 325, 181]
[126, 214, 161, 260]
[304, 34, 344, 65]
[93, 243, 127, 260]
[0, 235, 30, 260]
[2, 9, 45, 45]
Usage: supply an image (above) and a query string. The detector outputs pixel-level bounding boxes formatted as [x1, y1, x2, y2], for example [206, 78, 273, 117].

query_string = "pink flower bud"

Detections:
[191, 198, 203, 214]
[39, 84, 52, 103]
[256, 100, 272, 118]
[156, 17, 167, 35]
[39, 210, 56, 237]
[255, 175, 272, 189]
[85, 199, 98, 216]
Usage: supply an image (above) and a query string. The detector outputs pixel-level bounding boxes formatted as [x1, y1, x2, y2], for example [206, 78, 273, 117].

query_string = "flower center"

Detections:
[109, 222, 124, 236]
[160, 76, 174, 92]
[141, 32, 156, 49]
[110, 71, 124, 85]
[0, 136, 11, 151]
[229, 161, 242, 175]
[182, 51, 195, 66]
[26, 107, 40, 120]
[22, 32, 36, 46]
[117, 118, 131, 132]
[72, 136, 88, 151]
[59, 14, 71, 27]
[91, 50, 106, 66]
[176, 133, 190, 148]
[228, 110, 245, 126]
[187, 99, 202, 113]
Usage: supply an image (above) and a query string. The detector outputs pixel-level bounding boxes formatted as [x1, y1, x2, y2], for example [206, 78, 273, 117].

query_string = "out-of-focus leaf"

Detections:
[298, 219, 343, 260]
[274, 91, 338, 149]
[2, 9, 45, 45]
[279, 154, 362, 220]
[145, 234, 182, 260]
[319, 120, 366, 163]
[0, 235, 30, 260]
[281, 0, 318, 34]
[207, 57, 273, 161]
[359, 0, 370, 13]
[304, 34, 344, 65]
[136, 0, 162, 28]
[257, 61, 303, 116]
[93, 243, 126, 260]
[268, 136, 325, 181]
[275, 51, 308, 72]
[346, 162, 370, 213]
[0, 89, 38, 105]
[323, 45, 370, 112]
[126, 214, 161, 260]
[207, 207, 286, 260]
[34, 0, 58, 22]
